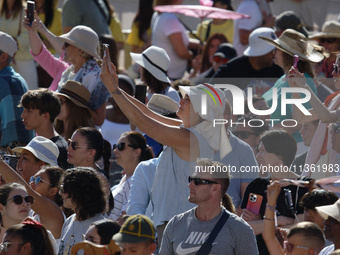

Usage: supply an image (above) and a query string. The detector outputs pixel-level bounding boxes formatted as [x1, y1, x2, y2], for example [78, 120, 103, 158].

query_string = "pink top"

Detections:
[31, 45, 69, 91]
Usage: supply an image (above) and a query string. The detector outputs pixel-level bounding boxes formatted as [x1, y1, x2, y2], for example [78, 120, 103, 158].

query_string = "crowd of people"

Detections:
[1, 0, 340, 254]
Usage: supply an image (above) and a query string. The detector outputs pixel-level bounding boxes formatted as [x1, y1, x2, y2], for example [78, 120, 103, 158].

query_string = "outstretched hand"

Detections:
[286, 66, 307, 88]
[23, 11, 43, 31]
[100, 55, 119, 94]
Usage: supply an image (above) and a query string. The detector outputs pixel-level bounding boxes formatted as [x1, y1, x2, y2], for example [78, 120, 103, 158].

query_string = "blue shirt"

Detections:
[0, 66, 34, 146]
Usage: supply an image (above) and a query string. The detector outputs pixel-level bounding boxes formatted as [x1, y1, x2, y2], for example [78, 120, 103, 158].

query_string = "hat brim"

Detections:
[130, 52, 171, 84]
[258, 36, 324, 63]
[315, 201, 340, 222]
[112, 232, 152, 244]
[178, 85, 191, 99]
[57, 36, 101, 60]
[309, 32, 340, 39]
[243, 44, 275, 57]
[13, 146, 57, 166]
[54, 91, 90, 110]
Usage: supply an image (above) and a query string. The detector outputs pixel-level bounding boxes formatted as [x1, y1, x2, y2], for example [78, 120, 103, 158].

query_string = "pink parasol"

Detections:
[154, 5, 249, 20]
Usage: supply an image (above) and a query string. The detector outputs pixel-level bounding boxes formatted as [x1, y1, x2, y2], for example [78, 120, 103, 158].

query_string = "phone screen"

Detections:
[27, 1, 35, 25]
[135, 85, 147, 104]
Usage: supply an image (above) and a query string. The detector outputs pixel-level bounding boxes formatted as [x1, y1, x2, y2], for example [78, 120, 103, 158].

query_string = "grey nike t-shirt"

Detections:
[160, 207, 258, 255]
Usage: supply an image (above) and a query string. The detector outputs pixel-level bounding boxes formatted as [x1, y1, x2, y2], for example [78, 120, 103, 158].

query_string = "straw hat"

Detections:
[147, 94, 179, 115]
[259, 29, 324, 63]
[58, 25, 101, 60]
[309, 20, 340, 39]
[55, 81, 91, 109]
[13, 136, 59, 166]
[130, 46, 171, 83]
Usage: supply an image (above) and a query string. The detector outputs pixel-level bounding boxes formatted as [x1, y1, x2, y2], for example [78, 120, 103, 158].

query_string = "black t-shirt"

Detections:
[210, 56, 284, 91]
[51, 136, 73, 170]
[241, 177, 310, 255]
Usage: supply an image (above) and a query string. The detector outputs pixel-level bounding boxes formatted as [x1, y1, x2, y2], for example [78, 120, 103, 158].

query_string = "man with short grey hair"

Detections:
[0, 32, 33, 147]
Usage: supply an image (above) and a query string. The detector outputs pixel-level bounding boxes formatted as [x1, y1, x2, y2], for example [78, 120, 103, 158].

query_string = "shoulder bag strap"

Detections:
[196, 210, 229, 255]
[205, 20, 213, 41]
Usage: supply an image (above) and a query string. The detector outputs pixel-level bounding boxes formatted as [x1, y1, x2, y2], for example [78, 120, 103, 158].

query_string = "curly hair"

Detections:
[60, 167, 106, 221]
[123, 131, 154, 162]
[43, 166, 64, 206]
[5, 220, 55, 255]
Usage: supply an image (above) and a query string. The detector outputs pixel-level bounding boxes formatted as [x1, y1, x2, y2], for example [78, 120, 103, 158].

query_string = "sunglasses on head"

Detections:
[213, 56, 229, 64]
[332, 123, 340, 134]
[29, 176, 52, 186]
[283, 241, 311, 252]
[320, 38, 337, 44]
[7, 195, 34, 205]
[68, 139, 89, 150]
[188, 176, 218, 185]
[233, 131, 258, 139]
[113, 142, 136, 151]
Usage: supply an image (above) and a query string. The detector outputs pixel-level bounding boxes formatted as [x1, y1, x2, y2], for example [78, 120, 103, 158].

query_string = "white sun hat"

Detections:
[130, 46, 171, 83]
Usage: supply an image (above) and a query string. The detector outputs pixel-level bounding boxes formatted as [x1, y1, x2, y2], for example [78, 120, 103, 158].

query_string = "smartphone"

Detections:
[3, 155, 19, 170]
[27, 1, 35, 26]
[293, 55, 299, 69]
[103, 43, 113, 73]
[284, 189, 296, 215]
[246, 193, 263, 215]
[135, 85, 147, 104]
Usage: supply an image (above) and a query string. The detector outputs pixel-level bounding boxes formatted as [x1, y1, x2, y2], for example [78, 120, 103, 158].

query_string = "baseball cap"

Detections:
[112, 215, 155, 243]
[213, 43, 237, 60]
[244, 27, 277, 57]
[275, 11, 309, 38]
[0, 32, 17, 57]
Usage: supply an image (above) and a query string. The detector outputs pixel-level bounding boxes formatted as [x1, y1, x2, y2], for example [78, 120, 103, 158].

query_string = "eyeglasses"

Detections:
[332, 123, 340, 134]
[233, 131, 258, 139]
[213, 56, 229, 64]
[82, 234, 100, 244]
[113, 142, 136, 151]
[68, 139, 89, 150]
[30, 176, 52, 186]
[284, 241, 311, 252]
[64, 42, 70, 48]
[0, 242, 24, 253]
[320, 38, 337, 44]
[188, 176, 218, 185]
[7, 195, 34, 205]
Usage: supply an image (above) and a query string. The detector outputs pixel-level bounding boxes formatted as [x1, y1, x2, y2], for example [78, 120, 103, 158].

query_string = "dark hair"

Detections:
[300, 189, 338, 210]
[41, 0, 56, 29]
[143, 67, 170, 94]
[91, 219, 121, 245]
[60, 167, 106, 221]
[282, 51, 315, 78]
[0, 183, 26, 224]
[43, 166, 64, 206]
[133, 0, 154, 43]
[99, 35, 119, 70]
[5, 220, 55, 255]
[54, 97, 95, 140]
[260, 130, 297, 166]
[200, 33, 228, 73]
[1, 0, 22, 18]
[20, 88, 61, 123]
[123, 131, 154, 162]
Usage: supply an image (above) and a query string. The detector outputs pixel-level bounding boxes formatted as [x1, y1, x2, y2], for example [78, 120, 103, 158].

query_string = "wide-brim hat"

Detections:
[244, 27, 277, 57]
[309, 20, 340, 39]
[147, 94, 179, 115]
[130, 46, 171, 83]
[13, 136, 59, 166]
[259, 29, 324, 63]
[55, 81, 91, 109]
[112, 215, 155, 243]
[58, 25, 101, 60]
[315, 199, 340, 223]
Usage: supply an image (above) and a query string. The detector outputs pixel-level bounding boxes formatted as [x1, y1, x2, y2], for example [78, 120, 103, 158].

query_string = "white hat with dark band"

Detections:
[130, 46, 171, 83]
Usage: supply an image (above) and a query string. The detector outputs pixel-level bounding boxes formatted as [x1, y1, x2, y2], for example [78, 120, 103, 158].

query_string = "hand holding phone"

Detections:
[103, 44, 113, 73]
[27, 1, 35, 26]
[293, 55, 299, 69]
[246, 193, 263, 215]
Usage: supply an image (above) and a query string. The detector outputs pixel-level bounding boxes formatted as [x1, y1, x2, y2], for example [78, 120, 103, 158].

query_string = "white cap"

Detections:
[244, 27, 276, 57]
[0, 32, 17, 57]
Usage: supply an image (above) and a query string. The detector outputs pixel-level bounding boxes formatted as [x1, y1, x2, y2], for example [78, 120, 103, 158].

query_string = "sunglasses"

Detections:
[213, 56, 229, 64]
[29, 176, 52, 186]
[113, 142, 136, 151]
[0, 242, 24, 253]
[7, 195, 34, 205]
[68, 139, 89, 150]
[233, 131, 258, 139]
[283, 241, 311, 252]
[332, 123, 340, 134]
[188, 176, 218, 185]
[320, 38, 337, 44]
